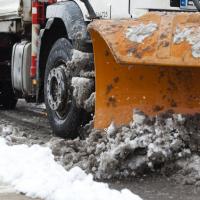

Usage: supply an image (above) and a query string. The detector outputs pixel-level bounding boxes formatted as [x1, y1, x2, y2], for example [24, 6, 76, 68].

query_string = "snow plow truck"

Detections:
[0, 0, 200, 138]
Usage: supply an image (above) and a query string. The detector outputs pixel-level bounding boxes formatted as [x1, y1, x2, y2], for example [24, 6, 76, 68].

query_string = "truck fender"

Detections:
[36, 0, 92, 103]
[46, 0, 91, 46]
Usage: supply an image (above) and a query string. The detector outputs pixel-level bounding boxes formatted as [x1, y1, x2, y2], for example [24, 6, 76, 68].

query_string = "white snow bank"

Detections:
[0, 138, 142, 200]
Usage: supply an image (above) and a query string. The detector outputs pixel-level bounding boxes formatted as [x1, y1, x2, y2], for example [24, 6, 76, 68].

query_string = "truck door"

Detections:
[89, 0, 111, 19]
[110, 0, 130, 19]
[89, 0, 131, 19]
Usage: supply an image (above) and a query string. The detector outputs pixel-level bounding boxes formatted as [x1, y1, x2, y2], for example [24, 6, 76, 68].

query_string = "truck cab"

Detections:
[78, 0, 182, 20]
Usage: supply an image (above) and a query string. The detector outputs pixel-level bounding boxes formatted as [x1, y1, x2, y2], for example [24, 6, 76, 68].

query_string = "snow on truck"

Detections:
[1, 0, 200, 138]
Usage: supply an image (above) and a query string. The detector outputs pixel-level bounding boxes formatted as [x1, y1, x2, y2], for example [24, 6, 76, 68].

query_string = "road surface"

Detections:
[0, 100, 200, 200]
[0, 182, 40, 200]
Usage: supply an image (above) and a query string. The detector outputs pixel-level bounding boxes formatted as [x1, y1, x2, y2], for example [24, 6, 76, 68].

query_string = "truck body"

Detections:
[0, 0, 20, 18]
[0, 0, 200, 138]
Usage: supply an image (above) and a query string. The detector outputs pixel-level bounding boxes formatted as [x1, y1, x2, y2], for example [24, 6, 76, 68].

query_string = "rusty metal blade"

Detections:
[89, 12, 200, 67]
[88, 12, 200, 129]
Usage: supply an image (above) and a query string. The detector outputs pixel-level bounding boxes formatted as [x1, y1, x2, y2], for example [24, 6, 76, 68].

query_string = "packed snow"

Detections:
[0, 137, 142, 200]
[126, 23, 158, 43]
[173, 27, 200, 58]
[71, 77, 94, 108]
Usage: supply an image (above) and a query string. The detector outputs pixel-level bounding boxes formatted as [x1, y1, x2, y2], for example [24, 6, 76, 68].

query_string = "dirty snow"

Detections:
[71, 77, 94, 108]
[68, 49, 94, 73]
[126, 23, 158, 43]
[46, 110, 200, 183]
[65, 50, 94, 110]
[174, 27, 200, 58]
[172, 155, 200, 185]
[0, 137, 142, 200]
[84, 92, 95, 112]
[2, 106, 200, 187]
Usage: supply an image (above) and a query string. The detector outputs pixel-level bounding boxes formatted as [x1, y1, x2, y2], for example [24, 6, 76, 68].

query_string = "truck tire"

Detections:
[44, 38, 86, 138]
[0, 82, 17, 110]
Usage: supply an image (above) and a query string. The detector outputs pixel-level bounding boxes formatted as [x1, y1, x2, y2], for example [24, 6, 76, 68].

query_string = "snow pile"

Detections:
[48, 110, 200, 181]
[126, 23, 158, 43]
[173, 27, 200, 58]
[0, 137, 142, 200]
[2, 108, 200, 186]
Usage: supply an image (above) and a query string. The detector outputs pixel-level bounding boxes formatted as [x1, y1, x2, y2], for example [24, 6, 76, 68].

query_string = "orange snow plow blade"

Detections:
[88, 12, 200, 129]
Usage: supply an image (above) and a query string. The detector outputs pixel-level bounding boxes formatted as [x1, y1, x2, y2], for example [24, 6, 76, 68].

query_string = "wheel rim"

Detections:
[47, 65, 69, 119]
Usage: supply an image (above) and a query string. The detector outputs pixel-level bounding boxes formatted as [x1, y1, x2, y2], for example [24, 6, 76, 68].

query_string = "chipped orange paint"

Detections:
[88, 12, 200, 129]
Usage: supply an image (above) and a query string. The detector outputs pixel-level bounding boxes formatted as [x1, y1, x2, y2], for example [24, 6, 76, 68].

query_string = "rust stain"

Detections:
[139, 75, 144, 81]
[113, 77, 119, 83]
[160, 33, 168, 40]
[105, 50, 109, 57]
[170, 99, 177, 108]
[153, 105, 164, 112]
[107, 96, 117, 107]
[106, 84, 113, 95]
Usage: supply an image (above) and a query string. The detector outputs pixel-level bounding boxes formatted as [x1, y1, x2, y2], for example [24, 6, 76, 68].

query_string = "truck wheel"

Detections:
[0, 82, 18, 110]
[44, 38, 86, 138]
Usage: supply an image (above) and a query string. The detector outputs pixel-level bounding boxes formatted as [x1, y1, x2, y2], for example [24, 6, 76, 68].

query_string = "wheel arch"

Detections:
[36, 17, 68, 102]
[36, 0, 92, 102]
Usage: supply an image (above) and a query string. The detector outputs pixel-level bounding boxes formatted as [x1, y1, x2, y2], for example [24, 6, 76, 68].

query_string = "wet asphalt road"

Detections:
[0, 100, 200, 200]
[110, 175, 200, 200]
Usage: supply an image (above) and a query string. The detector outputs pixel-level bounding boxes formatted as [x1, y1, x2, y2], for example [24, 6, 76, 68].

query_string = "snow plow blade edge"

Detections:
[88, 12, 200, 129]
